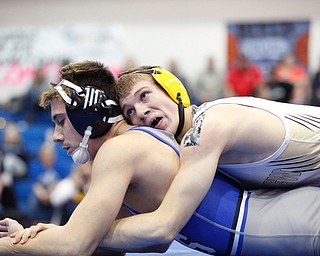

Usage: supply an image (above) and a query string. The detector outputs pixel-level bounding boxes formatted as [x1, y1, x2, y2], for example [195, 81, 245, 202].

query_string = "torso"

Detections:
[122, 127, 250, 255]
[121, 126, 180, 214]
[191, 97, 320, 189]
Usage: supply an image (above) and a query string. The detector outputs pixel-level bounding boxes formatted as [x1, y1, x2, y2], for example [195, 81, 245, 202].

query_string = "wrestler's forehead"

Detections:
[119, 81, 160, 104]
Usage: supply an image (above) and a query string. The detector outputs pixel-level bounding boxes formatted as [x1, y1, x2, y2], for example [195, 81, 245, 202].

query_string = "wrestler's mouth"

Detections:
[66, 148, 72, 155]
[151, 117, 162, 128]
[62, 146, 71, 155]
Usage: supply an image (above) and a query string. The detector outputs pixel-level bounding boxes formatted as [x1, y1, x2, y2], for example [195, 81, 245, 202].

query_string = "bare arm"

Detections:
[100, 146, 218, 249]
[0, 140, 133, 255]
[0, 218, 24, 238]
[100, 121, 227, 249]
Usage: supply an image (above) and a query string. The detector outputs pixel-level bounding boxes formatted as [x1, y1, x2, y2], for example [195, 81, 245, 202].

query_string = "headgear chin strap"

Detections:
[72, 126, 92, 165]
[54, 79, 123, 139]
[175, 93, 185, 139]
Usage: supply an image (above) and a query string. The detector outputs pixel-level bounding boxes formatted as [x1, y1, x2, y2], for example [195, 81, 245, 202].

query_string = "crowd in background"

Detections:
[0, 51, 319, 226]
[185, 52, 316, 106]
[0, 120, 91, 226]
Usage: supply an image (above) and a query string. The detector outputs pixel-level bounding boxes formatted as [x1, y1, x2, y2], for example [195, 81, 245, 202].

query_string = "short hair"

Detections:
[40, 60, 116, 108]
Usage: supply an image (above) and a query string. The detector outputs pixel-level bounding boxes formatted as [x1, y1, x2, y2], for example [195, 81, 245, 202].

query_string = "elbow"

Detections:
[57, 239, 82, 256]
[60, 243, 93, 256]
[150, 221, 179, 245]
[155, 243, 172, 253]
[57, 232, 95, 256]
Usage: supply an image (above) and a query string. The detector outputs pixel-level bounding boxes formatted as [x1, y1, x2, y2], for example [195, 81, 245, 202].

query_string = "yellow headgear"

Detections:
[150, 67, 190, 107]
[118, 66, 190, 139]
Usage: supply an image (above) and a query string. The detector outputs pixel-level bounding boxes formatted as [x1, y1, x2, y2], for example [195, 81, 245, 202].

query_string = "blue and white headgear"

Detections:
[54, 79, 123, 165]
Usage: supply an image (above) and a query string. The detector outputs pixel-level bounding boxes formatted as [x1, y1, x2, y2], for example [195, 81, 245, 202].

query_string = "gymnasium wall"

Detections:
[1, 0, 320, 86]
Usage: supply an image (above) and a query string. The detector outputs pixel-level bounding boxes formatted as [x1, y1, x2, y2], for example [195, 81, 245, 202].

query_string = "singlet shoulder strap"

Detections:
[129, 126, 180, 156]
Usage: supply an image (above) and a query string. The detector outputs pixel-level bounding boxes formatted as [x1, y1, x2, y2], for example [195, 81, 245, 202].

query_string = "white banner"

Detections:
[0, 24, 125, 104]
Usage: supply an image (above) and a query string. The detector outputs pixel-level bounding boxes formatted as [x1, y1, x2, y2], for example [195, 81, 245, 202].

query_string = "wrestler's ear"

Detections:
[151, 67, 190, 107]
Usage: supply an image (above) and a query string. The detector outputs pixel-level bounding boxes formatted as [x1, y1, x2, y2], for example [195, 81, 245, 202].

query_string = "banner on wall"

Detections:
[0, 24, 124, 104]
[227, 21, 309, 78]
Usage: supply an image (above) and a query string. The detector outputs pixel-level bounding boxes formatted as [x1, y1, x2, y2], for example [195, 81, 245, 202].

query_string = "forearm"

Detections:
[3, 222, 126, 256]
[0, 226, 76, 256]
[100, 214, 174, 251]
[0, 236, 56, 256]
[100, 151, 216, 251]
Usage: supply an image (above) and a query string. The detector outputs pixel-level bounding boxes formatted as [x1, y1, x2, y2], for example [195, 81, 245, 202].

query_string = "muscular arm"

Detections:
[101, 120, 228, 249]
[0, 140, 133, 255]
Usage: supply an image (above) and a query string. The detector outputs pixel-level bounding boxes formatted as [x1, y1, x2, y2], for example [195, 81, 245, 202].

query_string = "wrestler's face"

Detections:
[51, 98, 84, 157]
[119, 81, 179, 134]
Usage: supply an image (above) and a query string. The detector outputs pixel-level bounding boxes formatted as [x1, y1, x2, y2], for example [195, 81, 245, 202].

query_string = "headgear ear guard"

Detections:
[150, 67, 190, 107]
[54, 79, 123, 139]
[126, 67, 190, 139]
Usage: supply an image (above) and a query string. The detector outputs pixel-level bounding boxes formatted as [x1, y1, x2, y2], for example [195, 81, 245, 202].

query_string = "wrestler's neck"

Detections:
[89, 120, 131, 160]
[176, 106, 193, 143]
[105, 120, 132, 139]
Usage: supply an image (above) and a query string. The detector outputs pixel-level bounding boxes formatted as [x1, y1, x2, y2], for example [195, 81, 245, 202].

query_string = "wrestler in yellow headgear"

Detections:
[118, 66, 190, 138]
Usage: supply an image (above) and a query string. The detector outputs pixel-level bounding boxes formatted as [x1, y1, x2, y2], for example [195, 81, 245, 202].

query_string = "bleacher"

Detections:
[0, 108, 73, 214]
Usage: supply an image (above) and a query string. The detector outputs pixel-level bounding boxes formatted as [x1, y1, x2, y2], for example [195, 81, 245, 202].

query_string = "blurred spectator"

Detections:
[0, 122, 29, 211]
[5, 65, 51, 123]
[310, 67, 320, 106]
[112, 57, 138, 78]
[24, 66, 51, 123]
[123, 57, 137, 71]
[195, 57, 223, 103]
[0, 121, 31, 226]
[252, 84, 271, 100]
[50, 162, 92, 225]
[273, 53, 310, 104]
[168, 59, 197, 104]
[28, 141, 60, 223]
[225, 53, 264, 97]
[266, 67, 294, 103]
[168, 59, 189, 86]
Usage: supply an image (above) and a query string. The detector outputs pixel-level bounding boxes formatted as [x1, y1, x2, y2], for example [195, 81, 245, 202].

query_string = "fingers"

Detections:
[10, 225, 42, 244]
[10, 231, 23, 244]
[0, 231, 8, 238]
[10, 228, 31, 244]
[0, 219, 9, 237]
[0, 218, 9, 224]
[0, 225, 8, 232]
[29, 226, 40, 239]
[0, 218, 16, 225]
[7, 222, 57, 245]
[0, 218, 9, 228]
[38, 223, 57, 231]
[19, 230, 33, 244]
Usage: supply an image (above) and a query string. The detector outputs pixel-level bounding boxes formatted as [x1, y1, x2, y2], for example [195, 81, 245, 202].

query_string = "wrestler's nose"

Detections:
[53, 125, 63, 143]
[136, 105, 150, 125]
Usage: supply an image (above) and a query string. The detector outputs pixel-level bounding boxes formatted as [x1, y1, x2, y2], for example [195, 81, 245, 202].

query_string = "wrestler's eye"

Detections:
[59, 119, 65, 126]
[140, 92, 149, 101]
[126, 108, 135, 117]
[53, 115, 65, 127]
